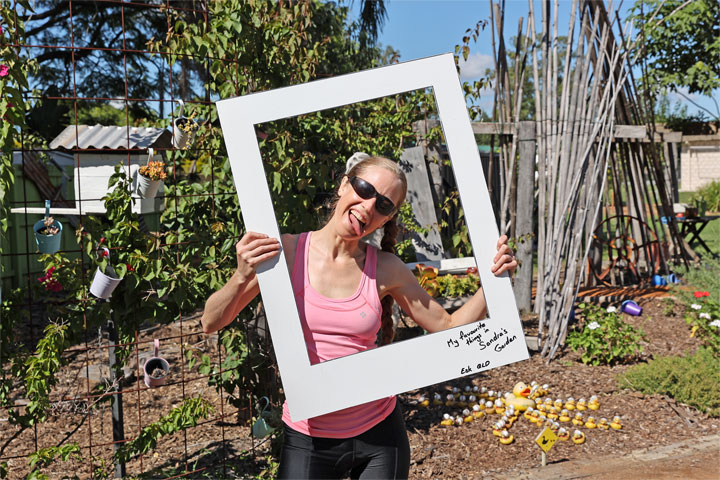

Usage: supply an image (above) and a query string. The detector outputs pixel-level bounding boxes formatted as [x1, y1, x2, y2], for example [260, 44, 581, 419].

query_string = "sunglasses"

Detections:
[348, 176, 397, 216]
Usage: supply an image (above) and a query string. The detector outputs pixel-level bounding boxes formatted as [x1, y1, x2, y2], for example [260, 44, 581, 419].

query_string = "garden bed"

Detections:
[2, 297, 718, 478]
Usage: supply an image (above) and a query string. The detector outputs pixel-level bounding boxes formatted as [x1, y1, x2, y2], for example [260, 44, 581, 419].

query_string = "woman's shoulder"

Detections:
[376, 249, 414, 287]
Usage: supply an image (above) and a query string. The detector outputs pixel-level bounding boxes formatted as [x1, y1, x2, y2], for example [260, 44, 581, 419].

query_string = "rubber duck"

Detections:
[499, 429, 514, 445]
[565, 397, 576, 411]
[553, 399, 564, 410]
[418, 395, 429, 408]
[494, 398, 505, 415]
[610, 416, 622, 430]
[503, 382, 536, 412]
[598, 418, 609, 430]
[452, 387, 461, 398]
[479, 386, 488, 399]
[550, 421, 560, 433]
[485, 401, 495, 415]
[539, 384, 550, 397]
[465, 385, 472, 394]
[536, 403, 546, 413]
[547, 407, 559, 420]
[468, 395, 478, 407]
[445, 394, 455, 407]
[559, 409, 571, 422]
[492, 421, 505, 436]
[576, 398, 587, 411]
[523, 407, 535, 420]
[487, 390, 496, 402]
[472, 404, 484, 419]
[506, 405, 517, 419]
[455, 415, 464, 426]
[557, 427, 570, 441]
[529, 384, 540, 400]
[503, 414, 515, 428]
[585, 416, 597, 429]
[433, 393, 442, 406]
[529, 410, 540, 424]
[543, 398, 553, 410]
[588, 395, 600, 410]
[572, 429, 586, 444]
[457, 395, 468, 408]
[537, 415, 548, 428]
[572, 412, 584, 426]
[473, 386, 480, 394]
[463, 409, 474, 423]
[440, 413, 454, 426]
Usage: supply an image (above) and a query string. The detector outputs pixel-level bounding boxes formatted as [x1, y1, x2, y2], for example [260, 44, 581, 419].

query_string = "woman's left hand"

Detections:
[490, 235, 517, 276]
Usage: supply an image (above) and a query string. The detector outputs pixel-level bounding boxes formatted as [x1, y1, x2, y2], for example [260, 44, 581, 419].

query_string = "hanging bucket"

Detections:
[251, 396, 275, 438]
[172, 100, 197, 149]
[33, 200, 62, 254]
[89, 267, 122, 299]
[143, 339, 170, 388]
[136, 173, 161, 199]
[621, 300, 642, 316]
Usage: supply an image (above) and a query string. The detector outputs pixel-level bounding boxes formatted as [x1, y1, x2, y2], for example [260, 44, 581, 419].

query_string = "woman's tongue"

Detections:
[349, 210, 365, 236]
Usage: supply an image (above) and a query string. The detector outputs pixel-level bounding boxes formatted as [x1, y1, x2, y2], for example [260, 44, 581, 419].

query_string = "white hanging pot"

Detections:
[172, 100, 197, 149]
[143, 339, 170, 388]
[89, 249, 122, 299]
[136, 148, 162, 199]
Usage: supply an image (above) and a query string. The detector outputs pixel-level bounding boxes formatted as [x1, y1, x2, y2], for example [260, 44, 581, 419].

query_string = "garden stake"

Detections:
[107, 316, 126, 478]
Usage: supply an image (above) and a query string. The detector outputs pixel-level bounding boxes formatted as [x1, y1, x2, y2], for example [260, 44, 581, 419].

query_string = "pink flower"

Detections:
[0, 65, 9, 77]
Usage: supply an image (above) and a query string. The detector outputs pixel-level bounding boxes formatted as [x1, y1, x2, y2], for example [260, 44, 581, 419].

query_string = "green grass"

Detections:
[617, 348, 720, 417]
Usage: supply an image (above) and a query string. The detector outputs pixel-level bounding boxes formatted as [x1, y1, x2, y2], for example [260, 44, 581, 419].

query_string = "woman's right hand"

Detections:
[234, 231, 282, 280]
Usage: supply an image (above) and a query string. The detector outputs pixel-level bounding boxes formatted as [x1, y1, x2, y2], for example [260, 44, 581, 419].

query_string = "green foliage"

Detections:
[685, 298, 720, 354]
[618, 347, 720, 417]
[566, 303, 646, 365]
[114, 397, 214, 464]
[631, 0, 720, 99]
[692, 180, 720, 213]
[435, 274, 480, 298]
[27, 443, 82, 480]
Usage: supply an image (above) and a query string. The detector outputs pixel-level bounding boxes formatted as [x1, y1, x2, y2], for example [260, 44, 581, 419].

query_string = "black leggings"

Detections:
[277, 402, 410, 479]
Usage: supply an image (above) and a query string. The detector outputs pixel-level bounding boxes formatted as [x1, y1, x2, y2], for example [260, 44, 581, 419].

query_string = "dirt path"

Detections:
[494, 434, 720, 480]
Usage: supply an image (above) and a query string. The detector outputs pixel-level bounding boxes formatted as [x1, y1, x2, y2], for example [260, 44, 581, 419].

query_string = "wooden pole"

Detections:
[514, 120, 536, 313]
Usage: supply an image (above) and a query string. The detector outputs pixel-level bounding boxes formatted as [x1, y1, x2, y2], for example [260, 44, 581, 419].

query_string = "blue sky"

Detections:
[354, 0, 719, 120]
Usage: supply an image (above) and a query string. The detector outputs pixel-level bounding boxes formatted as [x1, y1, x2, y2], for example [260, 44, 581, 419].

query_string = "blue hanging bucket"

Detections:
[33, 201, 62, 254]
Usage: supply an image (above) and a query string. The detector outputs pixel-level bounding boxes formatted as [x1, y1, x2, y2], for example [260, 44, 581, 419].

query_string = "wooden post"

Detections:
[514, 121, 536, 313]
[107, 316, 126, 478]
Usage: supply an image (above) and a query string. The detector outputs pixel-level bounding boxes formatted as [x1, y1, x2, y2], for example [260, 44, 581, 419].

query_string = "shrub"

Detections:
[618, 348, 720, 417]
[692, 179, 720, 212]
[566, 303, 645, 365]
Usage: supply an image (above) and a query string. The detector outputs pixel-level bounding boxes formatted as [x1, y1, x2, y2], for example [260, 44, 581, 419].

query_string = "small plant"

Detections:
[566, 303, 646, 365]
[36, 216, 59, 236]
[138, 160, 167, 181]
[94, 241, 130, 279]
[618, 347, 720, 417]
[685, 292, 720, 354]
[176, 113, 199, 134]
[692, 180, 720, 212]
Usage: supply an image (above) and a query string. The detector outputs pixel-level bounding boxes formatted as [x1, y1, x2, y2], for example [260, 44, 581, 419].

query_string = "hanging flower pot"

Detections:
[89, 248, 123, 299]
[136, 148, 165, 199]
[143, 339, 170, 388]
[172, 100, 198, 149]
[33, 200, 62, 254]
[251, 396, 276, 438]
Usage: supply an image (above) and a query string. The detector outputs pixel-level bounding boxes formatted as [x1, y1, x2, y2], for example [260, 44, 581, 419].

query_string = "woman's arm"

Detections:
[382, 236, 517, 333]
[200, 232, 282, 334]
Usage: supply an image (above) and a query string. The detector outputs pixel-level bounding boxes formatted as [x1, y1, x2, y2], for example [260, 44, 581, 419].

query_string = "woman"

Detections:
[201, 156, 516, 479]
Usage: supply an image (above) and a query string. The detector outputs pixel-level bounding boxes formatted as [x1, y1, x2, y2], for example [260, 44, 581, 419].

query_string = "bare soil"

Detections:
[1, 296, 718, 479]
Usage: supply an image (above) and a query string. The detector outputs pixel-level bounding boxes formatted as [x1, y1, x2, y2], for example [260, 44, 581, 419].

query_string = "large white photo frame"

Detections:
[216, 53, 528, 421]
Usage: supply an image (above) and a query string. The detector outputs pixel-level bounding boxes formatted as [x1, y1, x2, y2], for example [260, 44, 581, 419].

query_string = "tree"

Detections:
[631, 0, 720, 117]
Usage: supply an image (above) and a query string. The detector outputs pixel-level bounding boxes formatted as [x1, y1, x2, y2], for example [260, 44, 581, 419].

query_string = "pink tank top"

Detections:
[281, 231, 396, 438]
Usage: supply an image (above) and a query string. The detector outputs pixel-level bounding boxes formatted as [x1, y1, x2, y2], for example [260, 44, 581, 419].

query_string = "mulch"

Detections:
[2, 296, 718, 479]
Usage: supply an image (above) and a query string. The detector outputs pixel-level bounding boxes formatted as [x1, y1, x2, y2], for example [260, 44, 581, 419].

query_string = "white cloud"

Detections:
[458, 52, 494, 80]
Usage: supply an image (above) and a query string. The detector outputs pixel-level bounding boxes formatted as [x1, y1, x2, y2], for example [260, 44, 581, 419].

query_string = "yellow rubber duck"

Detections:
[547, 407, 559, 420]
[463, 409, 474, 423]
[544, 398, 553, 408]
[529, 410, 540, 424]
[588, 395, 600, 410]
[452, 387, 461, 398]
[585, 416, 597, 429]
[479, 386, 488, 399]
[537, 415, 548, 428]
[572, 430, 586, 444]
[499, 429, 514, 445]
[472, 404, 484, 419]
[503, 414, 515, 428]
[610, 416, 622, 430]
[557, 427, 570, 441]
[559, 409, 571, 422]
[440, 413, 454, 426]
[576, 398, 587, 411]
[433, 393, 443, 406]
[536, 403, 546, 413]
[565, 397, 576, 411]
[485, 401, 495, 415]
[598, 417, 609, 430]
[523, 407, 535, 420]
[418, 395, 429, 408]
[494, 398, 505, 415]
[468, 395, 478, 407]
[553, 399, 564, 410]
[492, 420, 505, 436]
[457, 395, 468, 408]
[539, 384, 550, 397]
[454, 415, 464, 426]
[445, 394, 456, 407]
[503, 383, 536, 412]
[487, 390, 496, 402]
[572, 412, 584, 426]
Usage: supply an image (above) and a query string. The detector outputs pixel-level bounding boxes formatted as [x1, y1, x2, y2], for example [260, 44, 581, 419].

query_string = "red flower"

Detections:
[0, 65, 8, 77]
[101, 249, 109, 257]
[126, 263, 134, 272]
[99, 237, 105, 243]
[48, 266, 56, 274]
[694, 291, 710, 298]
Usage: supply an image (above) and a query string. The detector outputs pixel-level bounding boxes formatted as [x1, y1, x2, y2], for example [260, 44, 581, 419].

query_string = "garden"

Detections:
[1, 1, 719, 479]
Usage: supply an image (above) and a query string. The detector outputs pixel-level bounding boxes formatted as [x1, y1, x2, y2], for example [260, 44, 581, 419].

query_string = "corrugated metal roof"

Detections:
[49, 125, 172, 150]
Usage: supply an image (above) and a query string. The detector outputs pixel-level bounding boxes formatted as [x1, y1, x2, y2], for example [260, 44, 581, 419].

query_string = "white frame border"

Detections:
[217, 54, 528, 421]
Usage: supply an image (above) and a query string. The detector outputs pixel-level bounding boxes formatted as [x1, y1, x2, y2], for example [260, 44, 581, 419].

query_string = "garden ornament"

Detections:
[251, 396, 275, 438]
[143, 339, 170, 388]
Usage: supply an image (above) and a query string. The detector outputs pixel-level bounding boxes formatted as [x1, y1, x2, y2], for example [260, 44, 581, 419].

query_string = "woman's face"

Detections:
[336, 166, 405, 238]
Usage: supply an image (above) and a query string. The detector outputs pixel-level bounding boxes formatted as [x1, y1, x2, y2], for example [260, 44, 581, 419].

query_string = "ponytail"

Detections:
[379, 215, 399, 346]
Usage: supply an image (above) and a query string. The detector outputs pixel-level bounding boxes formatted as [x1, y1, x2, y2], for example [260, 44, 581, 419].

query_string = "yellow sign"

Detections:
[535, 427, 559, 453]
